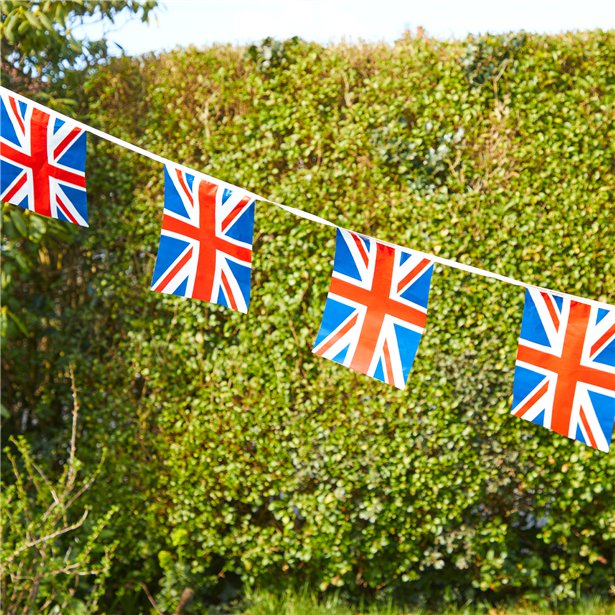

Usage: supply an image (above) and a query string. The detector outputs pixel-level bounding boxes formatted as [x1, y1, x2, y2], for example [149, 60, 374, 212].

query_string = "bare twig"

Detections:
[66, 366, 80, 491]
[8, 510, 89, 563]
[141, 582, 164, 614]
[34, 462, 66, 525]
[174, 588, 195, 615]
[61, 457, 105, 515]
[12, 562, 108, 580]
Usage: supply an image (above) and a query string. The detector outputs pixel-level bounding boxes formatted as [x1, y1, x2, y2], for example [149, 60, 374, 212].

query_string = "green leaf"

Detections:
[9, 209, 28, 238]
[37, 12, 54, 32]
[23, 10, 40, 29]
[8, 310, 29, 337]
[2, 12, 19, 44]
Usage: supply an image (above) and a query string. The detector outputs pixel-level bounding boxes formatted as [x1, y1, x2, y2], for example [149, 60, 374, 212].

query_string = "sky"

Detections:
[76, 0, 615, 56]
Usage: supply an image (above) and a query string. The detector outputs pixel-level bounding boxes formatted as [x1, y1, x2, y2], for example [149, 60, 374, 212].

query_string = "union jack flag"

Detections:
[512, 289, 615, 452]
[151, 165, 255, 313]
[313, 229, 434, 389]
[0, 90, 88, 226]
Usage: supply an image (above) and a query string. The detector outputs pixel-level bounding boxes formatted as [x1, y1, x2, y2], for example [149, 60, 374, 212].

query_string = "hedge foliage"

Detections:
[2, 30, 614, 612]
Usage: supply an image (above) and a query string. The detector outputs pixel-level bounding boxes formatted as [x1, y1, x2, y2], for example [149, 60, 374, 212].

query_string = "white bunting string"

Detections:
[2, 86, 611, 311]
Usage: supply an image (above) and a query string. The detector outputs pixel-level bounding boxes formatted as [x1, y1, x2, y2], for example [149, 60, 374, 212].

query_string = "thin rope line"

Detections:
[2, 86, 611, 310]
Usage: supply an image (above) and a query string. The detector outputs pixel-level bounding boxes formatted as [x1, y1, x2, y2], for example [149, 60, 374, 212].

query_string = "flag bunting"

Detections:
[0, 90, 88, 226]
[151, 165, 255, 313]
[512, 289, 615, 451]
[1, 86, 613, 452]
[313, 229, 433, 389]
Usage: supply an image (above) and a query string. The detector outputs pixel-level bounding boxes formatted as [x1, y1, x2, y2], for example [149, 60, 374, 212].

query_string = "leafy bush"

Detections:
[2, 30, 614, 612]
[1, 371, 117, 613]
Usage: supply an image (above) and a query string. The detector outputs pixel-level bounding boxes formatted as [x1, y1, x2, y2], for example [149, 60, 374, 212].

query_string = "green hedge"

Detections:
[2, 31, 614, 611]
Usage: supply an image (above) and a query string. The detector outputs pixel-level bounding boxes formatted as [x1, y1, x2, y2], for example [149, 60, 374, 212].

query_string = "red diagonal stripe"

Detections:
[397, 258, 431, 294]
[153, 246, 193, 293]
[382, 338, 394, 385]
[351, 232, 370, 267]
[55, 193, 78, 225]
[220, 268, 238, 311]
[315, 312, 358, 357]
[541, 291, 560, 331]
[1, 171, 28, 203]
[9, 96, 25, 135]
[513, 378, 550, 418]
[53, 126, 82, 160]
[579, 406, 597, 449]
[221, 196, 251, 233]
[175, 168, 193, 206]
[591, 323, 615, 359]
